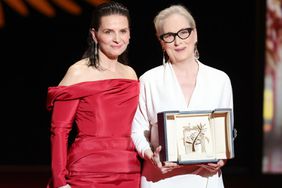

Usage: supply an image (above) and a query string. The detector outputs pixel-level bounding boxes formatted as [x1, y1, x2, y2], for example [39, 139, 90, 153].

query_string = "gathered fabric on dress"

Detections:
[47, 79, 141, 188]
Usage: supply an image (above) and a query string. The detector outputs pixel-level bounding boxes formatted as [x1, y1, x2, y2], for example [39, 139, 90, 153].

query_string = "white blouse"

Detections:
[132, 61, 233, 188]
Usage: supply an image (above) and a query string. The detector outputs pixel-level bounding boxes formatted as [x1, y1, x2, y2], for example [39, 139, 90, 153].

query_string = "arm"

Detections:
[200, 74, 233, 173]
[131, 79, 179, 174]
[131, 81, 151, 158]
[220, 74, 233, 109]
[50, 99, 79, 187]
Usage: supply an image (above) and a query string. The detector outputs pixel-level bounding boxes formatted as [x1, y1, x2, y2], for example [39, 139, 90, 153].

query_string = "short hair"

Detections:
[154, 5, 196, 36]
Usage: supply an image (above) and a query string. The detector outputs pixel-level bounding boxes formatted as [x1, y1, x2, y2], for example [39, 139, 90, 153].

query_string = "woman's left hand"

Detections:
[198, 159, 227, 173]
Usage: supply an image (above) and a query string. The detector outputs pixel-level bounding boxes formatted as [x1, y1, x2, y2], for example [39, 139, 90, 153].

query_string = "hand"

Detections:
[58, 184, 71, 188]
[144, 146, 179, 174]
[199, 159, 227, 173]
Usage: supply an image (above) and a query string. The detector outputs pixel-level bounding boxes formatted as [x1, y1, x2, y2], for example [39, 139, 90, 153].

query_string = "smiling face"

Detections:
[91, 14, 130, 60]
[160, 13, 197, 64]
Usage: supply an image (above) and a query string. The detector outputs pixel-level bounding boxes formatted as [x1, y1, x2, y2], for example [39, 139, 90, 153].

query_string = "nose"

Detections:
[174, 35, 181, 45]
[113, 33, 121, 43]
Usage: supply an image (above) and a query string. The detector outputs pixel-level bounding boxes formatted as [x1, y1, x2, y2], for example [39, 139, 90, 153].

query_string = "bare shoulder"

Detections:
[59, 59, 89, 86]
[120, 64, 138, 80]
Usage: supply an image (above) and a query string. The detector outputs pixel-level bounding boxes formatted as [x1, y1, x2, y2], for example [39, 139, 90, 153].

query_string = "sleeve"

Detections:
[50, 99, 79, 188]
[222, 75, 233, 109]
[220, 74, 234, 126]
[131, 79, 152, 158]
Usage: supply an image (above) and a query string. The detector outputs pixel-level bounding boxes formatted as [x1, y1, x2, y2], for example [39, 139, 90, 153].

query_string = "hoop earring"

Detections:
[194, 43, 199, 60]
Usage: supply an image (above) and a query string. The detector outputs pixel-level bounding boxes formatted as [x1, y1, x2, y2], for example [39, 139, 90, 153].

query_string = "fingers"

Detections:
[155, 145, 162, 153]
[149, 146, 180, 174]
[163, 161, 179, 167]
[218, 159, 227, 167]
[152, 155, 162, 168]
[200, 160, 226, 173]
[200, 164, 219, 173]
[152, 146, 162, 168]
[158, 162, 180, 174]
[159, 166, 174, 174]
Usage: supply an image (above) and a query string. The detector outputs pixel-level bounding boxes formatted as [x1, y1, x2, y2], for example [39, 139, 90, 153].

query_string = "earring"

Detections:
[162, 50, 167, 65]
[95, 42, 98, 58]
[194, 43, 199, 60]
[95, 42, 99, 62]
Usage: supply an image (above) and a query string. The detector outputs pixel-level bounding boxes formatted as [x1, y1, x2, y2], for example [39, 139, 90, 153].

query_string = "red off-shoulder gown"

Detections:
[46, 79, 141, 188]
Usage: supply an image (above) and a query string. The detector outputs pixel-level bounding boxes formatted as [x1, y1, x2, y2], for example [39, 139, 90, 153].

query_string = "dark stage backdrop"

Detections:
[0, 0, 262, 175]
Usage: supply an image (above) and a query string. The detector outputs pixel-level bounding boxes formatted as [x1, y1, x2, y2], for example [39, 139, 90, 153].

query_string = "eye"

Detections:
[103, 29, 113, 34]
[120, 29, 128, 34]
[178, 28, 192, 39]
[163, 33, 174, 39]
[179, 29, 189, 35]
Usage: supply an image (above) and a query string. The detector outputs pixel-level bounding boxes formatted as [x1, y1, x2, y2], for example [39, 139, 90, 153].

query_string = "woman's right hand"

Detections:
[144, 146, 179, 174]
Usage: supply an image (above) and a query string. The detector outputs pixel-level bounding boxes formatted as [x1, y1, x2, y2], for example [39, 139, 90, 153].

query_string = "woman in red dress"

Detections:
[46, 2, 141, 188]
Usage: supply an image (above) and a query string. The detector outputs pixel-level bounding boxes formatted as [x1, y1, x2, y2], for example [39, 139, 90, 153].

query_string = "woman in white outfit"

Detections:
[131, 4, 233, 188]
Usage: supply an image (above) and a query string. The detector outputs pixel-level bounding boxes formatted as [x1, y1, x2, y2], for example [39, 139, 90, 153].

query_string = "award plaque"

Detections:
[157, 108, 235, 164]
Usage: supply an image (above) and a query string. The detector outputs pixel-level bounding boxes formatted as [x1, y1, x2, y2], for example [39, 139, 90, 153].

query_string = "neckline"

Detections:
[53, 78, 139, 88]
[168, 61, 200, 109]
